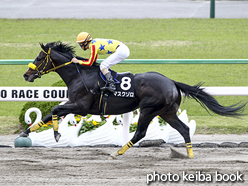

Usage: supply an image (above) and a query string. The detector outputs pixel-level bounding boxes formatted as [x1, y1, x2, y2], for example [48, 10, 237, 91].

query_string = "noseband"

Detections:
[28, 48, 72, 77]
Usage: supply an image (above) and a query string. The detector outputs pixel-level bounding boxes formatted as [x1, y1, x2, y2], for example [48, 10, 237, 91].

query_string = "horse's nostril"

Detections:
[23, 74, 28, 80]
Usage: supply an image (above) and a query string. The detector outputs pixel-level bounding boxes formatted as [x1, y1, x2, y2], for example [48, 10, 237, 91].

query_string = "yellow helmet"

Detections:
[76, 32, 92, 43]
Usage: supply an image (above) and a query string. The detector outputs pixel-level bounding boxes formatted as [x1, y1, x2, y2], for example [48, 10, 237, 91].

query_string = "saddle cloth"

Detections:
[99, 69, 134, 98]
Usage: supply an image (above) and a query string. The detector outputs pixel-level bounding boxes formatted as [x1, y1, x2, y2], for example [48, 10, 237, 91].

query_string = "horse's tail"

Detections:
[173, 81, 247, 117]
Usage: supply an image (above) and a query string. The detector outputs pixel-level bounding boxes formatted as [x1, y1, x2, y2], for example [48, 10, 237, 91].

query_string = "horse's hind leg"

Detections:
[109, 109, 155, 159]
[160, 113, 194, 158]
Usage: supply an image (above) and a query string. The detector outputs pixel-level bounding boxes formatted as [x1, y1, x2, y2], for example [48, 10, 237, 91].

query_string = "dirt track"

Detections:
[0, 145, 247, 186]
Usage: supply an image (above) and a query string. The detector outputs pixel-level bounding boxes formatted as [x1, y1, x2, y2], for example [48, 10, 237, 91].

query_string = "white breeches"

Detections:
[100, 42, 130, 71]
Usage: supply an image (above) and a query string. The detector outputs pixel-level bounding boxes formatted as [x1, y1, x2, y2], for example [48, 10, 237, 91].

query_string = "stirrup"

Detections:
[100, 86, 108, 92]
[100, 85, 115, 93]
[107, 86, 116, 93]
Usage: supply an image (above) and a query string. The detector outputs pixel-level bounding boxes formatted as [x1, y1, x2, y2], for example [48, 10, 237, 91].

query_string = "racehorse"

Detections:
[21, 41, 247, 159]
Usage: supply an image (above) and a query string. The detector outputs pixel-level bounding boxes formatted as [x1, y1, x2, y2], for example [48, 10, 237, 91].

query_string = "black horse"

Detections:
[21, 41, 247, 159]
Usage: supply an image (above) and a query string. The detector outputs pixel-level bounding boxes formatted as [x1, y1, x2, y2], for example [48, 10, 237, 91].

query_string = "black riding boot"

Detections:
[102, 72, 116, 93]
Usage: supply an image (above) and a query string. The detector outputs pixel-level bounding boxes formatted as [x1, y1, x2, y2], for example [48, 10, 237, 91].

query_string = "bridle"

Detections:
[27, 47, 89, 92]
[28, 48, 72, 77]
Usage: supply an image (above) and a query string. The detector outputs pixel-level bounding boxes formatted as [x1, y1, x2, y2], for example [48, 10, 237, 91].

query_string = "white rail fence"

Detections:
[0, 86, 248, 102]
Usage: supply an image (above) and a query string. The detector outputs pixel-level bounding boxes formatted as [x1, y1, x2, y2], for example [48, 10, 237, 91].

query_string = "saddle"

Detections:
[98, 69, 135, 115]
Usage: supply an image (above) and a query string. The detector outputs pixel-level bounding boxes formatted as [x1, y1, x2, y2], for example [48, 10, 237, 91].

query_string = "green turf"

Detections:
[1, 19, 248, 59]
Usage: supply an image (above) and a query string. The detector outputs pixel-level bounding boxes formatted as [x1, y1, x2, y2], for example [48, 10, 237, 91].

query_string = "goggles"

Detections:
[78, 41, 91, 50]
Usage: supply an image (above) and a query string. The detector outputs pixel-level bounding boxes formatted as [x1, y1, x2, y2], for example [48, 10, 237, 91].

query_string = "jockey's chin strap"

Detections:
[28, 48, 72, 76]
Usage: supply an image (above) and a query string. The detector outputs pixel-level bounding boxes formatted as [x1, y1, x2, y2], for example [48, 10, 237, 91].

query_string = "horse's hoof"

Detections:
[109, 151, 118, 160]
[54, 132, 61, 142]
[108, 156, 116, 160]
[188, 154, 194, 159]
[19, 132, 29, 137]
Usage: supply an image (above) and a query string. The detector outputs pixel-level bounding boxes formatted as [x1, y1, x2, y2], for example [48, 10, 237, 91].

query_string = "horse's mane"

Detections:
[44, 41, 76, 59]
[42, 41, 99, 70]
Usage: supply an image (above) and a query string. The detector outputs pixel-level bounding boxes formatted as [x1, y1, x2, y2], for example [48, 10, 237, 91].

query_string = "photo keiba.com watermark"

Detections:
[146, 171, 244, 184]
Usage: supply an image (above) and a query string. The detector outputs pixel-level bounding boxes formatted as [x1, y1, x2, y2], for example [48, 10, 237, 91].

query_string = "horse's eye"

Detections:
[36, 57, 41, 61]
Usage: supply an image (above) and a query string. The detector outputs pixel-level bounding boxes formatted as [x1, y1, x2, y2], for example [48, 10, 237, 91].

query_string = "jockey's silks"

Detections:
[79, 39, 121, 66]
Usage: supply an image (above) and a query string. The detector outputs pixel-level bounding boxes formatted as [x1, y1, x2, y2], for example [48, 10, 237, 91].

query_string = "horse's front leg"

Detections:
[51, 103, 82, 142]
[20, 113, 52, 137]
[20, 103, 82, 142]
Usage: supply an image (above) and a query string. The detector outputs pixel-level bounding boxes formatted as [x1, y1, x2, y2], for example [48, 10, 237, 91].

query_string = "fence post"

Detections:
[210, 0, 215, 18]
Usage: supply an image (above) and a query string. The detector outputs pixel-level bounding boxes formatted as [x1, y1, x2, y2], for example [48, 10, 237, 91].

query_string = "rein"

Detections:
[28, 48, 72, 76]
[75, 63, 89, 92]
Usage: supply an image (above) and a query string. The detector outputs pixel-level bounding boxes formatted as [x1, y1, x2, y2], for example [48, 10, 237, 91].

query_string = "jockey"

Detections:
[71, 32, 130, 93]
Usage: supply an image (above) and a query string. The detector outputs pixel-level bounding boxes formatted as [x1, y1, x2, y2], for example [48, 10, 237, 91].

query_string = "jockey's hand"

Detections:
[71, 57, 79, 63]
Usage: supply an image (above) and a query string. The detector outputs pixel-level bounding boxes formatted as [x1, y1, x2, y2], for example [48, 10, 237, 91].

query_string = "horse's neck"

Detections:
[56, 68, 74, 87]
[56, 64, 99, 89]
[55, 65, 79, 87]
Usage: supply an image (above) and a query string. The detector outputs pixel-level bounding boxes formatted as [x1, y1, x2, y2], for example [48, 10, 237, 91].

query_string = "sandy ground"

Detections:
[0, 134, 248, 185]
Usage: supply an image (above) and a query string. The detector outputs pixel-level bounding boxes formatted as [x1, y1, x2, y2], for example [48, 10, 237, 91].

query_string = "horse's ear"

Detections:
[39, 42, 44, 48]
[39, 42, 47, 52]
